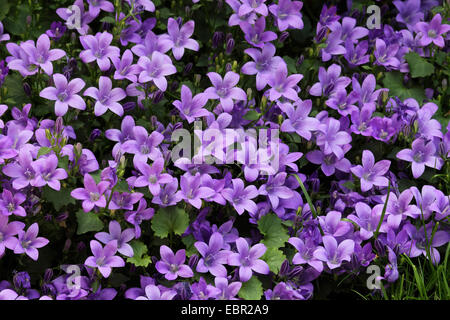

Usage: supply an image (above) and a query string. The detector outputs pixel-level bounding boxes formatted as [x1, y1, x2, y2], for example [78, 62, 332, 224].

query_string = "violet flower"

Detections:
[279, 99, 320, 140]
[240, 17, 277, 48]
[396, 138, 443, 179]
[415, 14, 450, 48]
[318, 211, 352, 238]
[289, 237, 323, 272]
[14, 223, 49, 261]
[350, 74, 384, 111]
[266, 67, 303, 101]
[133, 157, 173, 196]
[31, 154, 68, 191]
[111, 49, 140, 82]
[155, 245, 193, 280]
[348, 202, 383, 240]
[222, 178, 259, 215]
[0, 190, 26, 217]
[21, 34, 66, 75]
[214, 277, 241, 300]
[313, 235, 354, 269]
[70, 173, 110, 212]
[95, 221, 135, 257]
[39, 74, 86, 116]
[79, 32, 120, 71]
[84, 240, 125, 278]
[326, 89, 359, 116]
[2, 149, 36, 190]
[259, 172, 294, 209]
[152, 178, 182, 207]
[159, 18, 199, 60]
[239, 0, 268, 16]
[173, 85, 210, 123]
[344, 40, 370, 67]
[0, 104, 7, 129]
[374, 39, 400, 69]
[203, 71, 246, 112]
[105, 115, 136, 154]
[393, 0, 424, 30]
[0, 216, 24, 256]
[136, 285, 176, 300]
[241, 43, 286, 91]
[121, 126, 164, 163]
[195, 232, 230, 277]
[228, 238, 269, 282]
[124, 199, 154, 238]
[56, 0, 95, 35]
[350, 150, 391, 192]
[0, 22, 10, 42]
[316, 118, 352, 159]
[86, 0, 114, 18]
[176, 173, 215, 209]
[269, 0, 304, 31]
[84, 76, 127, 117]
[108, 191, 143, 211]
[131, 31, 171, 58]
[306, 148, 352, 177]
[137, 51, 177, 91]
[309, 64, 351, 97]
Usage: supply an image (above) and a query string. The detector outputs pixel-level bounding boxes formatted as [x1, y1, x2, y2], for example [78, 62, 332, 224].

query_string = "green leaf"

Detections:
[181, 235, 197, 257]
[262, 247, 286, 273]
[382, 72, 426, 103]
[151, 206, 189, 238]
[126, 241, 151, 268]
[76, 210, 104, 235]
[238, 277, 263, 300]
[0, 0, 11, 21]
[243, 110, 260, 121]
[257, 214, 289, 249]
[42, 186, 75, 211]
[100, 16, 116, 24]
[404, 52, 435, 78]
[58, 156, 70, 171]
[282, 56, 298, 74]
[37, 147, 52, 159]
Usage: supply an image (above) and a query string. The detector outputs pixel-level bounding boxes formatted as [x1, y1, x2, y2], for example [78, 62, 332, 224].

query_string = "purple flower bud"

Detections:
[56, 212, 69, 222]
[152, 90, 164, 104]
[425, 88, 434, 100]
[279, 31, 290, 43]
[44, 269, 54, 283]
[279, 259, 290, 276]
[324, 83, 335, 96]
[288, 265, 304, 278]
[217, 0, 223, 10]
[176, 17, 183, 27]
[89, 128, 102, 141]
[26, 16, 32, 25]
[316, 27, 327, 42]
[55, 116, 64, 135]
[23, 82, 31, 96]
[188, 254, 199, 269]
[183, 62, 193, 75]
[373, 239, 386, 257]
[123, 101, 136, 112]
[212, 31, 224, 48]
[13, 271, 31, 290]
[170, 81, 179, 92]
[185, 6, 191, 17]
[225, 63, 232, 72]
[226, 38, 235, 55]
[296, 55, 304, 66]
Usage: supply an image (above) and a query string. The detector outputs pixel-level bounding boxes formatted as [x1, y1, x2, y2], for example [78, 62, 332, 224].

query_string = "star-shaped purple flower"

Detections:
[228, 238, 269, 282]
[204, 71, 246, 112]
[155, 245, 193, 281]
[159, 18, 199, 60]
[84, 76, 127, 117]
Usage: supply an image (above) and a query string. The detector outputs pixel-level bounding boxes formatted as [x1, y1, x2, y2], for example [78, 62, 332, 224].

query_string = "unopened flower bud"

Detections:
[123, 101, 136, 112]
[226, 38, 235, 55]
[55, 116, 64, 135]
[183, 62, 193, 75]
[225, 63, 232, 72]
[23, 82, 31, 96]
[279, 31, 289, 43]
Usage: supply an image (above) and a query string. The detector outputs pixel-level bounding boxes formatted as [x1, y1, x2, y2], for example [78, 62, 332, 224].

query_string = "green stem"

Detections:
[374, 181, 390, 239]
[292, 174, 324, 236]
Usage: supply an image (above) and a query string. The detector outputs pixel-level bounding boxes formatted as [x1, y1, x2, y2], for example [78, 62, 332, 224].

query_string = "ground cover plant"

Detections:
[0, 0, 449, 301]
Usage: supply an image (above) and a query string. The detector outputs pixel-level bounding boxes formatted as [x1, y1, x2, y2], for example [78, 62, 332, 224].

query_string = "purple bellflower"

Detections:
[195, 232, 230, 277]
[95, 221, 135, 257]
[313, 235, 355, 269]
[70, 173, 110, 212]
[14, 223, 49, 261]
[21, 34, 66, 75]
[79, 32, 120, 71]
[159, 18, 199, 60]
[228, 238, 269, 282]
[222, 178, 259, 215]
[39, 74, 86, 116]
[350, 150, 391, 192]
[156, 245, 193, 280]
[85, 240, 125, 278]
[204, 71, 247, 112]
[84, 76, 127, 117]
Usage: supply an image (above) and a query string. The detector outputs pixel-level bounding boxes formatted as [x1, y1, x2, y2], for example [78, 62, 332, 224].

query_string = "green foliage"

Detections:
[126, 241, 152, 268]
[257, 214, 290, 249]
[238, 276, 263, 300]
[41, 186, 75, 211]
[404, 52, 435, 78]
[382, 72, 426, 103]
[151, 206, 190, 238]
[261, 247, 286, 274]
[75, 210, 104, 235]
